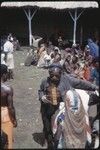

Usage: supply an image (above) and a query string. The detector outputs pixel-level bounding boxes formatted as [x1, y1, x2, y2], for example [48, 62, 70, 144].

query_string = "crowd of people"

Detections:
[28, 35, 99, 148]
[1, 33, 99, 149]
[26, 36, 99, 88]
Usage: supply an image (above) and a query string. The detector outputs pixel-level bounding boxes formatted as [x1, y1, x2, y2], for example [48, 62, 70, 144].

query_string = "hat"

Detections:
[49, 63, 62, 70]
[54, 46, 59, 51]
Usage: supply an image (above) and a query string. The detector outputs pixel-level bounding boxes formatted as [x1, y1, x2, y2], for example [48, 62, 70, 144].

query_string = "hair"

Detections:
[1, 64, 8, 76]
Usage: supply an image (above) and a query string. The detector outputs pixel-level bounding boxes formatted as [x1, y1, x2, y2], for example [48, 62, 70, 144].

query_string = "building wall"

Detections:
[0, 7, 100, 45]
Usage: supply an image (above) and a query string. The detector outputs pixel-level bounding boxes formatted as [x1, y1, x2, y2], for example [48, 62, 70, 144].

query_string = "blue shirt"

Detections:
[90, 68, 99, 86]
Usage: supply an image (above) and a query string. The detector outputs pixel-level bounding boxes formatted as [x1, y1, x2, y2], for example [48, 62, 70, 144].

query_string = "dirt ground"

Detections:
[7, 47, 48, 149]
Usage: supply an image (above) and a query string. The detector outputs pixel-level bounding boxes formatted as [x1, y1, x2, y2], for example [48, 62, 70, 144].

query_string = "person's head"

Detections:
[54, 54, 61, 63]
[85, 46, 90, 56]
[58, 36, 62, 40]
[1, 64, 8, 82]
[65, 54, 71, 62]
[49, 64, 62, 84]
[54, 47, 59, 54]
[8, 37, 13, 42]
[72, 55, 78, 64]
[88, 38, 93, 43]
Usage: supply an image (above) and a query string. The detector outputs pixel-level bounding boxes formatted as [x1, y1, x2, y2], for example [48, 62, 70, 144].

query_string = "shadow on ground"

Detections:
[32, 132, 45, 146]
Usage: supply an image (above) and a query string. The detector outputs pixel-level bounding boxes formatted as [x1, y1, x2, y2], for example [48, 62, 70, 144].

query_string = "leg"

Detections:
[40, 103, 54, 149]
[7, 69, 10, 80]
[2, 121, 13, 149]
[10, 69, 14, 79]
[42, 115, 54, 149]
[8, 69, 14, 79]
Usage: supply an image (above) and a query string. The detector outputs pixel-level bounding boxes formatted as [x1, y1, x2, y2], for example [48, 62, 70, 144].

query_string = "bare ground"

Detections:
[8, 47, 48, 149]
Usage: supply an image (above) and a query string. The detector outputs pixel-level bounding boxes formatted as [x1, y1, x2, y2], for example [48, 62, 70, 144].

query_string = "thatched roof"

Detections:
[1, 1, 99, 9]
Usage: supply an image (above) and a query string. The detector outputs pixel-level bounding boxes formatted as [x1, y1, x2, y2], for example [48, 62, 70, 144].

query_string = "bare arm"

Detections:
[7, 87, 17, 127]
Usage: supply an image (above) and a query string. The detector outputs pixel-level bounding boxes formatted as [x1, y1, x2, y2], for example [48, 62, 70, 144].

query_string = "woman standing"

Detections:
[1, 64, 17, 149]
[3, 38, 14, 79]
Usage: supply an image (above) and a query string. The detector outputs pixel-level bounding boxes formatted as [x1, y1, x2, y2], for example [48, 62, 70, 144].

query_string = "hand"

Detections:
[42, 95, 48, 103]
[95, 89, 99, 96]
[42, 95, 51, 104]
[96, 86, 99, 91]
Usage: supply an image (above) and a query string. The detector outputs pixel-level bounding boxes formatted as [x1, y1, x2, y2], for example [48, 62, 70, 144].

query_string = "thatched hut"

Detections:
[0, 1, 99, 46]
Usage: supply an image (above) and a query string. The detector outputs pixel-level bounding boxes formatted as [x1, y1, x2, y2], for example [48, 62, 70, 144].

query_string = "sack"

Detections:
[1, 107, 10, 123]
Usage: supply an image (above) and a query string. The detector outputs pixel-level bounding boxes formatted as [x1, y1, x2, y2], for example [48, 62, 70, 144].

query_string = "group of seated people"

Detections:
[30, 38, 99, 87]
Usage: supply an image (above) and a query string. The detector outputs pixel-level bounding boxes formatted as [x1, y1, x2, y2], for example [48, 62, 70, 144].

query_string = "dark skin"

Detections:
[1, 73, 17, 127]
[46, 68, 62, 101]
[40, 68, 62, 148]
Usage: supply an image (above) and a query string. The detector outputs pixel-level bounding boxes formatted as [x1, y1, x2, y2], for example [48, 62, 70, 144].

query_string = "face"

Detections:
[49, 68, 61, 84]
[67, 55, 71, 61]
[72, 56, 78, 63]
[54, 50, 58, 55]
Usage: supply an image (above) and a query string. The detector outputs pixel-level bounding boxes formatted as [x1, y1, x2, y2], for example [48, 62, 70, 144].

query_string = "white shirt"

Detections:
[1, 53, 7, 65]
[3, 40, 13, 53]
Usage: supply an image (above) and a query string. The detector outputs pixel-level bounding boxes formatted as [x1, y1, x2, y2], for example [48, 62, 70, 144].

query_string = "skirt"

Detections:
[7, 53, 14, 69]
[1, 107, 13, 149]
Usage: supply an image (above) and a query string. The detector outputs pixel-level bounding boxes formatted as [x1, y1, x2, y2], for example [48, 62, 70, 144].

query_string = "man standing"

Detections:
[87, 38, 99, 58]
[3, 37, 14, 79]
[38, 63, 98, 149]
[1, 64, 17, 149]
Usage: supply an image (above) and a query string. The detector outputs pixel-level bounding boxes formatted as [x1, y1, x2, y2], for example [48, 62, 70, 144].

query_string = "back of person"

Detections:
[4, 40, 13, 53]
[88, 39, 99, 58]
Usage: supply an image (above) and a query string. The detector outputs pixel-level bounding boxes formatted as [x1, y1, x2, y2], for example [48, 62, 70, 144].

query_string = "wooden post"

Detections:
[69, 9, 85, 45]
[73, 9, 77, 45]
[23, 8, 38, 46]
[28, 9, 32, 46]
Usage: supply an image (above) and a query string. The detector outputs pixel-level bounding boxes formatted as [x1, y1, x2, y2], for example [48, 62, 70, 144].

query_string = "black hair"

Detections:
[1, 64, 8, 76]
[49, 63, 62, 70]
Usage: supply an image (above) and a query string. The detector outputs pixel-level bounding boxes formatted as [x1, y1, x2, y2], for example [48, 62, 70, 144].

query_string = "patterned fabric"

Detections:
[51, 102, 65, 148]
[52, 89, 91, 149]
[63, 89, 89, 148]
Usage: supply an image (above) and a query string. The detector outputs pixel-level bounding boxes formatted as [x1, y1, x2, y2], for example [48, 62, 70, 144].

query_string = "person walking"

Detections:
[3, 37, 14, 79]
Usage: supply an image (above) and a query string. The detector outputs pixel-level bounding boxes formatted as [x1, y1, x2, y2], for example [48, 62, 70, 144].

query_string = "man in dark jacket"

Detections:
[38, 63, 98, 149]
